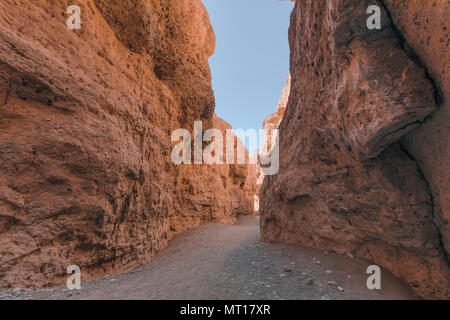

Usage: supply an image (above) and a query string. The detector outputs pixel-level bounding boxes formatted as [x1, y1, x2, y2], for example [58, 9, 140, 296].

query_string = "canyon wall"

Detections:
[260, 0, 449, 299]
[256, 75, 290, 192]
[383, 0, 450, 270]
[0, 0, 255, 288]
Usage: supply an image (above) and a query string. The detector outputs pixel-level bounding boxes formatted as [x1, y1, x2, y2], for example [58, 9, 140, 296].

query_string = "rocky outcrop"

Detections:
[256, 75, 290, 191]
[263, 74, 290, 134]
[0, 0, 255, 288]
[260, 0, 449, 299]
[383, 0, 450, 269]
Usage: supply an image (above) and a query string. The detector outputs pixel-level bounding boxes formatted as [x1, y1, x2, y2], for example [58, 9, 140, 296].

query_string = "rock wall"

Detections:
[383, 0, 450, 268]
[0, 0, 255, 288]
[260, 0, 449, 299]
[256, 75, 290, 191]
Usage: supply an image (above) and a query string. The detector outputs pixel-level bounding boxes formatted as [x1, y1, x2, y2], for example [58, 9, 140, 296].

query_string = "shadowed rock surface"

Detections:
[260, 0, 449, 299]
[384, 0, 450, 266]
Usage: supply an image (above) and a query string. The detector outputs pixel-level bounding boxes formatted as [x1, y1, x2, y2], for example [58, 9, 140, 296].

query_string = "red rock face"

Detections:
[260, 0, 449, 299]
[383, 0, 450, 271]
[0, 0, 255, 288]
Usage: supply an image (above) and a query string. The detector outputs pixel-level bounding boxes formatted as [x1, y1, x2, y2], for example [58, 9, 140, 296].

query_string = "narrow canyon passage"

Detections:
[0, 0, 448, 301]
[1, 218, 415, 300]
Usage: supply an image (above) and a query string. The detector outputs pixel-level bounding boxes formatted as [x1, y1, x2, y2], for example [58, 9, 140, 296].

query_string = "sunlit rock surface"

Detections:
[0, 0, 255, 288]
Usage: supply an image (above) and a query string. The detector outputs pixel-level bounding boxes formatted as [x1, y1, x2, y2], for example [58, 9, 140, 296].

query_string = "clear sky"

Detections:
[201, 0, 294, 153]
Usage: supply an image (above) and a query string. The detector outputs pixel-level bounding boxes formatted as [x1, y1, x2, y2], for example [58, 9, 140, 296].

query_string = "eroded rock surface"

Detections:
[383, 0, 450, 266]
[256, 75, 290, 192]
[0, 0, 255, 288]
[260, 0, 449, 299]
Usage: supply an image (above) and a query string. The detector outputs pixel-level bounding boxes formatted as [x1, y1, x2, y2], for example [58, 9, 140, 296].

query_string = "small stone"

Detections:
[326, 270, 332, 274]
[347, 253, 354, 259]
[304, 278, 314, 285]
[280, 273, 286, 278]
[316, 260, 322, 265]
[283, 265, 292, 272]
[324, 251, 329, 255]
[327, 281, 338, 286]
[337, 286, 344, 292]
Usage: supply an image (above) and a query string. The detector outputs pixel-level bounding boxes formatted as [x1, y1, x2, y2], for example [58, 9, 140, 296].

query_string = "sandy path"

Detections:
[0, 217, 416, 300]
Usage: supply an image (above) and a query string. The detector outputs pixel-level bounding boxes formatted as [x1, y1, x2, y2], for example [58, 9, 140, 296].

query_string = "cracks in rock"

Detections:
[370, 120, 422, 158]
[399, 142, 449, 265]
[378, 0, 449, 266]
[378, 0, 444, 111]
[1, 80, 11, 106]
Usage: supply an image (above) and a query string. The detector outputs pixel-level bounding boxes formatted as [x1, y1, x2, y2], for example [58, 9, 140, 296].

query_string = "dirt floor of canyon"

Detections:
[0, 217, 417, 300]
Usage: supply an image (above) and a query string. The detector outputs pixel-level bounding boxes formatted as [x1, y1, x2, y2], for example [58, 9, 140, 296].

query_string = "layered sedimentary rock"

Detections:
[0, 0, 255, 288]
[260, 0, 449, 299]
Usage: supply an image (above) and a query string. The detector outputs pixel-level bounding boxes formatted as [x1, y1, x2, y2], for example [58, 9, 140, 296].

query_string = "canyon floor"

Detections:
[0, 217, 416, 300]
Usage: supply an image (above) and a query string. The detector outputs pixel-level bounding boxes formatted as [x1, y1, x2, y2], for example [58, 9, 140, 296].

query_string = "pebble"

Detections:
[327, 281, 338, 286]
[304, 278, 314, 285]
[347, 253, 354, 259]
[326, 270, 332, 274]
[337, 286, 345, 292]
[316, 260, 322, 265]
[280, 273, 286, 278]
[283, 265, 292, 272]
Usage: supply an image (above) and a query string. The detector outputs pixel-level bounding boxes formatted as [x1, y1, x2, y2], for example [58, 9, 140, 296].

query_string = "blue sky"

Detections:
[201, 0, 294, 153]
